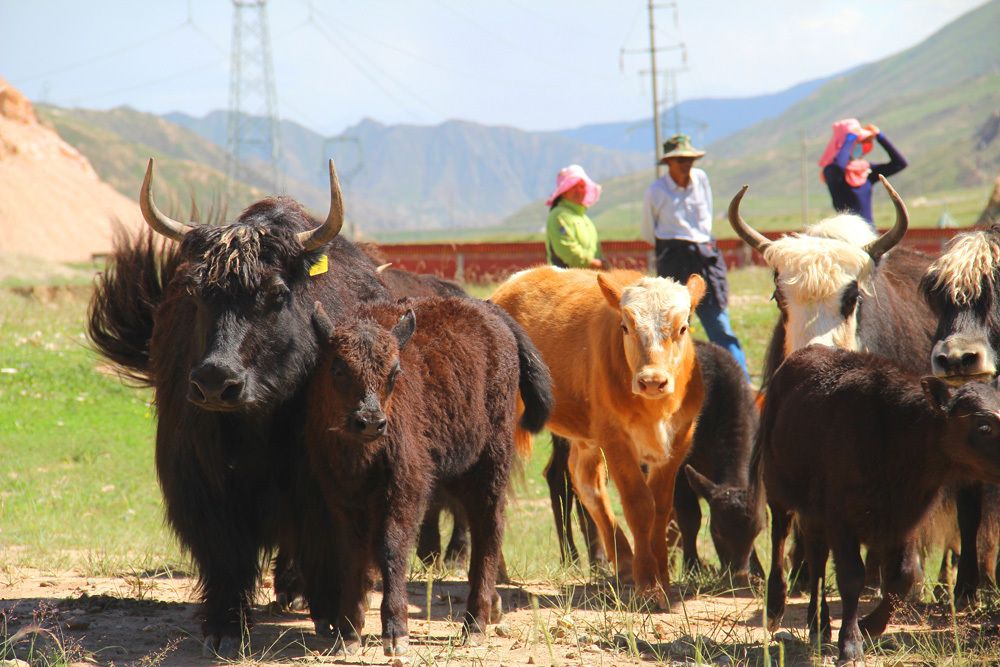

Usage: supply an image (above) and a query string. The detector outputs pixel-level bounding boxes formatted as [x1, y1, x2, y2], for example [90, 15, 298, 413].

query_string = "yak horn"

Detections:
[375, 263, 393, 273]
[297, 159, 345, 251]
[864, 175, 909, 262]
[727, 185, 771, 253]
[139, 158, 193, 242]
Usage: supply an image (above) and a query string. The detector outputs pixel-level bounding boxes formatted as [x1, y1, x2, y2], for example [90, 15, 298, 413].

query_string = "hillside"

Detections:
[167, 112, 650, 231]
[506, 0, 1000, 238]
[561, 74, 836, 153]
[35, 105, 330, 221]
[0, 79, 140, 262]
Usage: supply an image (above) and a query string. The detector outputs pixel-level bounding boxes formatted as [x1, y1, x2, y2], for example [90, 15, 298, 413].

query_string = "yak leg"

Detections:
[600, 440, 664, 601]
[273, 547, 307, 612]
[860, 541, 919, 639]
[648, 456, 689, 592]
[576, 490, 607, 569]
[460, 472, 507, 640]
[546, 435, 581, 565]
[831, 533, 867, 665]
[444, 497, 472, 568]
[376, 489, 427, 657]
[956, 482, 983, 605]
[672, 463, 703, 572]
[415, 493, 445, 566]
[802, 529, 831, 645]
[569, 443, 632, 579]
[766, 503, 792, 631]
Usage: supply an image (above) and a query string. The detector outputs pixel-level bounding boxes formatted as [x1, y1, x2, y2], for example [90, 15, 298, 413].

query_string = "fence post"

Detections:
[455, 251, 465, 284]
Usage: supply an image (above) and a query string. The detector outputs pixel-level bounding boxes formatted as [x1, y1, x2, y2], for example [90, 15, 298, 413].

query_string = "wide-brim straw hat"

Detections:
[546, 164, 602, 207]
[658, 133, 706, 164]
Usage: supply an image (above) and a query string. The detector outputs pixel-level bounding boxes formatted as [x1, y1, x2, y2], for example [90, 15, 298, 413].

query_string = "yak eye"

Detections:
[678, 324, 688, 336]
[331, 358, 348, 377]
[977, 419, 994, 435]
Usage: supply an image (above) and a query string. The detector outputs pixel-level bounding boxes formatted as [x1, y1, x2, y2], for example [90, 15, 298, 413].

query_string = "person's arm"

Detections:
[547, 211, 592, 267]
[641, 187, 657, 245]
[833, 133, 858, 169]
[870, 133, 908, 179]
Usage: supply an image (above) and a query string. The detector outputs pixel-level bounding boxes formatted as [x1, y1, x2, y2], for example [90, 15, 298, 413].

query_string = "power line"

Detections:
[13, 22, 190, 84]
[305, 11, 445, 119]
[67, 57, 227, 105]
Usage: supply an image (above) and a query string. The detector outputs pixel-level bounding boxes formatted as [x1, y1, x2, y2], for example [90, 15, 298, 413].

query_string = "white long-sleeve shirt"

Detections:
[641, 168, 714, 245]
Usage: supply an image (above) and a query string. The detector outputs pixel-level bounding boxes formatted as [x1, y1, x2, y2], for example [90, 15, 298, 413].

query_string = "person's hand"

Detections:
[589, 258, 603, 269]
[864, 123, 880, 137]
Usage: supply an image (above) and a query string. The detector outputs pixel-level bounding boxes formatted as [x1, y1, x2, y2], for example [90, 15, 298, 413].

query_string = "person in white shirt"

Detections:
[642, 134, 750, 382]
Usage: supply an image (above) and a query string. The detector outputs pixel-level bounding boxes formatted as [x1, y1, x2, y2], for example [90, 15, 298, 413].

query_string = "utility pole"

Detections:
[620, 2, 685, 173]
[647, 1, 662, 171]
[226, 0, 281, 200]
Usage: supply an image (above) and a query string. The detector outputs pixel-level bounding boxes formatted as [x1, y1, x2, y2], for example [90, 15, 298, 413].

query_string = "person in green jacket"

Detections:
[545, 164, 603, 269]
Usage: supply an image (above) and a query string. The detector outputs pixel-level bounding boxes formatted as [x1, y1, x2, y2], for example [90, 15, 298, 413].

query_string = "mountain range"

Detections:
[31, 0, 1000, 239]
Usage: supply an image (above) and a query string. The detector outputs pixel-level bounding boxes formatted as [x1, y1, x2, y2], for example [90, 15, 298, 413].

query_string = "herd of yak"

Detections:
[85, 158, 1000, 664]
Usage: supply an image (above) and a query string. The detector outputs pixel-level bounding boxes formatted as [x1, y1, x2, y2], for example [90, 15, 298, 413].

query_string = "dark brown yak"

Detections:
[304, 297, 552, 655]
[727, 180, 1000, 602]
[759, 345, 1000, 664]
[88, 159, 387, 655]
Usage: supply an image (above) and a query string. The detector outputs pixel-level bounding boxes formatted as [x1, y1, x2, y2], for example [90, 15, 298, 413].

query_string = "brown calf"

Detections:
[303, 297, 552, 655]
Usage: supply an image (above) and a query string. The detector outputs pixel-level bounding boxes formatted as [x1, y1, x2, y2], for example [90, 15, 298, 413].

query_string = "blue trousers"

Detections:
[695, 297, 751, 383]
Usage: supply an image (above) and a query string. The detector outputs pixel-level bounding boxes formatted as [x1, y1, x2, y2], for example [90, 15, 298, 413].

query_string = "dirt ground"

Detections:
[2, 566, 984, 666]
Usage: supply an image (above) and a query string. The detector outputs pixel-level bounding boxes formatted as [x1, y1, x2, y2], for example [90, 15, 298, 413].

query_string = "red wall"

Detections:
[376, 229, 963, 283]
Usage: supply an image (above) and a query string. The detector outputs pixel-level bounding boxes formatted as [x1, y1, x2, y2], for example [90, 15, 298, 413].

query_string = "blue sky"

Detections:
[0, 0, 985, 136]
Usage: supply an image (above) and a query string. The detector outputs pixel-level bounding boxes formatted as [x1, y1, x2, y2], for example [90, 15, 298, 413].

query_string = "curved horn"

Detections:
[864, 175, 909, 262]
[297, 159, 345, 251]
[139, 159, 193, 242]
[728, 185, 771, 254]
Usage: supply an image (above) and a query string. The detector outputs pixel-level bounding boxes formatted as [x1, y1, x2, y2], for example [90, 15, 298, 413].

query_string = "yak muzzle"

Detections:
[351, 409, 387, 440]
[931, 335, 997, 384]
[188, 361, 247, 410]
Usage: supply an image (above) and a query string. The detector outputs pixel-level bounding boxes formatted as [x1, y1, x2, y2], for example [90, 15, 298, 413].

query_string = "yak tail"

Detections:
[87, 226, 180, 386]
[486, 302, 554, 458]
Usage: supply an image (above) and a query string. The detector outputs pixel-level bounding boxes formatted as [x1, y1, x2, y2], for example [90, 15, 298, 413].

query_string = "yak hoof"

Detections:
[276, 592, 308, 613]
[489, 592, 504, 624]
[334, 632, 362, 656]
[837, 642, 866, 666]
[202, 635, 241, 659]
[766, 614, 783, 634]
[383, 634, 409, 656]
[312, 618, 334, 638]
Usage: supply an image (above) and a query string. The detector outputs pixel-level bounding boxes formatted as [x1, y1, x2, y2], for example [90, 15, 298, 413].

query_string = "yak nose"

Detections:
[189, 361, 246, 407]
[932, 336, 997, 380]
[634, 368, 673, 398]
[352, 411, 387, 438]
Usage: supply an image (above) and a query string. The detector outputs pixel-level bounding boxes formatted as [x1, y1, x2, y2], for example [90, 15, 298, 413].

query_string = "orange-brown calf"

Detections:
[492, 268, 705, 605]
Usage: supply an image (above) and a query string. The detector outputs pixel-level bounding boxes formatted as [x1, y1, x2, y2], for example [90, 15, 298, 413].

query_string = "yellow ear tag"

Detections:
[308, 254, 329, 277]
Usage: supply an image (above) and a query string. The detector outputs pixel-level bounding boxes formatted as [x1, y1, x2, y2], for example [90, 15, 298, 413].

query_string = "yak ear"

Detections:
[597, 273, 623, 310]
[684, 464, 719, 500]
[312, 301, 334, 341]
[921, 376, 952, 414]
[686, 274, 707, 309]
[392, 309, 416, 349]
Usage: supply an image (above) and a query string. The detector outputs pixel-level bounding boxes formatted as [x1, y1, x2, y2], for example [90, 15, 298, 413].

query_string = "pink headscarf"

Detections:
[818, 118, 875, 187]
[546, 164, 602, 208]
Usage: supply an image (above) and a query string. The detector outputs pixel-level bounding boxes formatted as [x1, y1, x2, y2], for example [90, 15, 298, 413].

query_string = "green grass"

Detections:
[0, 269, 779, 578]
[6, 268, 1000, 664]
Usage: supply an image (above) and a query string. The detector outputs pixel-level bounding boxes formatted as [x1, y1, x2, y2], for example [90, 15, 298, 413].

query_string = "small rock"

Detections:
[1, 659, 31, 667]
[390, 659, 408, 667]
[65, 617, 90, 630]
[494, 624, 512, 638]
[653, 620, 670, 639]
[38, 580, 57, 587]
[527, 657, 536, 665]
[773, 630, 796, 643]
[565, 651, 578, 659]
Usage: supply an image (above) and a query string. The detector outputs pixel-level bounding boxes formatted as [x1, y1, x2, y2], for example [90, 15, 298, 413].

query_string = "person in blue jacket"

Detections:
[820, 119, 908, 226]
